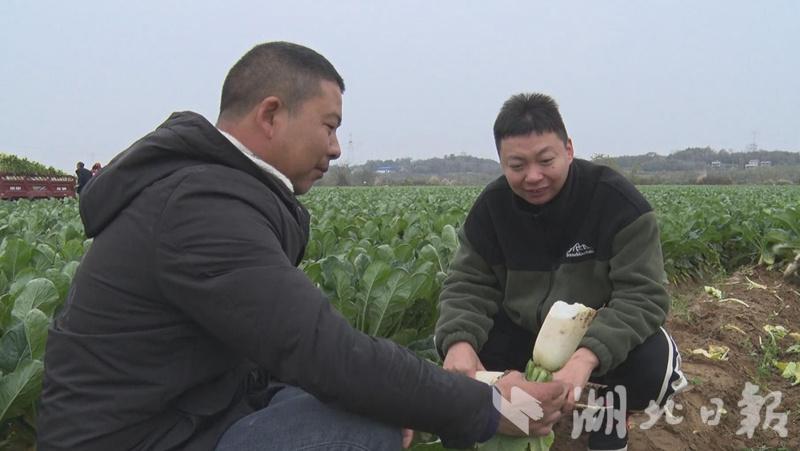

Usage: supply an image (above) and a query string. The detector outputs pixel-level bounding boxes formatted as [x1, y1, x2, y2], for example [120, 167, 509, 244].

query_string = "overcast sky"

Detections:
[2, 1, 798, 171]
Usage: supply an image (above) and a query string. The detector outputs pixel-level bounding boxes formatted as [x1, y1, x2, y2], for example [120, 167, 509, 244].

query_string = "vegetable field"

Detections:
[1, 185, 799, 450]
[0, 199, 86, 448]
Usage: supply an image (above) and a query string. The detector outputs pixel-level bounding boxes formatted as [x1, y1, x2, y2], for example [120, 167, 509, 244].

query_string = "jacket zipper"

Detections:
[536, 266, 557, 328]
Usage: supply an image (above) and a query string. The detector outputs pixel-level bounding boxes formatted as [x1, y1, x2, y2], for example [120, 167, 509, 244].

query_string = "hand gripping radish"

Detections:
[474, 301, 597, 451]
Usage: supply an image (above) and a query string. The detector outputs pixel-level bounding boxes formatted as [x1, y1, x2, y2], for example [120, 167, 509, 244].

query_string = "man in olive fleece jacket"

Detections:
[436, 93, 686, 451]
[38, 44, 572, 451]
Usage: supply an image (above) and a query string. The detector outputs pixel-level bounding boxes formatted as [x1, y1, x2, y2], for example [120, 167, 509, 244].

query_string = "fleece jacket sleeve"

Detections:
[579, 211, 670, 376]
[435, 227, 504, 358]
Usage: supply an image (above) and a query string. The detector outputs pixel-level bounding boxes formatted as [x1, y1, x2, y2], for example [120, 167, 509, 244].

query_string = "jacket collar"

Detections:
[216, 129, 294, 193]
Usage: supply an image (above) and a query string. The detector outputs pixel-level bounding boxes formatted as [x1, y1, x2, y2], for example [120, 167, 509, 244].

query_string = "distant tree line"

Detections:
[592, 147, 800, 185]
[361, 154, 501, 175]
[604, 147, 800, 172]
[318, 148, 800, 187]
[0, 153, 67, 176]
[318, 154, 501, 187]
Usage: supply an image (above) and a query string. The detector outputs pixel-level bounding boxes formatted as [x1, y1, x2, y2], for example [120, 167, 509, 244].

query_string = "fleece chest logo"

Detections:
[566, 242, 595, 258]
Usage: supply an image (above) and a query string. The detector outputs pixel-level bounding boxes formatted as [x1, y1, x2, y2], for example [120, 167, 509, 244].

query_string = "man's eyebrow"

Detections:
[506, 146, 551, 160]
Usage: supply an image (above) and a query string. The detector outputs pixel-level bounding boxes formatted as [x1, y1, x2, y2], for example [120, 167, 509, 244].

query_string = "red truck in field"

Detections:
[0, 173, 76, 200]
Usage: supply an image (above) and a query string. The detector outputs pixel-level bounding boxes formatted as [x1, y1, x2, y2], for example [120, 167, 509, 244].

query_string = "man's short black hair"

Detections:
[493, 93, 568, 151]
[219, 41, 345, 120]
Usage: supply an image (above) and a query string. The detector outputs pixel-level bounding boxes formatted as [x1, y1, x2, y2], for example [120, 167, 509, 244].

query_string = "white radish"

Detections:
[532, 301, 597, 372]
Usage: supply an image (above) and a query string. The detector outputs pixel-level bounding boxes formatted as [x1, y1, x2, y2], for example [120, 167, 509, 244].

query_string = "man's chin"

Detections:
[293, 180, 314, 195]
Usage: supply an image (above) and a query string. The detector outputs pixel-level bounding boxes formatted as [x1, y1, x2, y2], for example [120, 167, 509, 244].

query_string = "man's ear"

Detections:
[255, 96, 283, 139]
[565, 138, 575, 161]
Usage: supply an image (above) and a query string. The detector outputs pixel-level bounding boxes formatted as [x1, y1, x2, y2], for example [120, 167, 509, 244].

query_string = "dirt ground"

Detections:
[551, 267, 800, 451]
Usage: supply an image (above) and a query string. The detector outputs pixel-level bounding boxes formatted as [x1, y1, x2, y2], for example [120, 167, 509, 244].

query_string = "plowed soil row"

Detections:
[552, 267, 799, 451]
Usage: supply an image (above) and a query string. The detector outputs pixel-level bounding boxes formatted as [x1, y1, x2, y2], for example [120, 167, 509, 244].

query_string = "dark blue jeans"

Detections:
[215, 385, 402, 451]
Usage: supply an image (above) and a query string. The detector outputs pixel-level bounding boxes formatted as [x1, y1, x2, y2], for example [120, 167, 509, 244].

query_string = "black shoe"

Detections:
[587, 428, 627, 451]
[587, 409, 628, 451]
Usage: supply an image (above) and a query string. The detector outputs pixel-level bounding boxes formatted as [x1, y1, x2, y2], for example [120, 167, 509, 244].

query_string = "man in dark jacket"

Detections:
[38, 43, 571, 451]
[75, 161, 92, 193]
[436, 93, 687, 451]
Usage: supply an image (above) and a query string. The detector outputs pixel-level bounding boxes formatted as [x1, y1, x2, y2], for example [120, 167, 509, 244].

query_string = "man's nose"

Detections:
[329, 134, 341, 160]
[524, 166, 544, 184]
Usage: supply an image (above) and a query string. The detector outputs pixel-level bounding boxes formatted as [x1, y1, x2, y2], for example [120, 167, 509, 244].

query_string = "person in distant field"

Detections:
[37, 43, 573, 451]
[75, 161, 92, 194]
[91, 162, 102, 176]
[435, 93, 688, 451]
